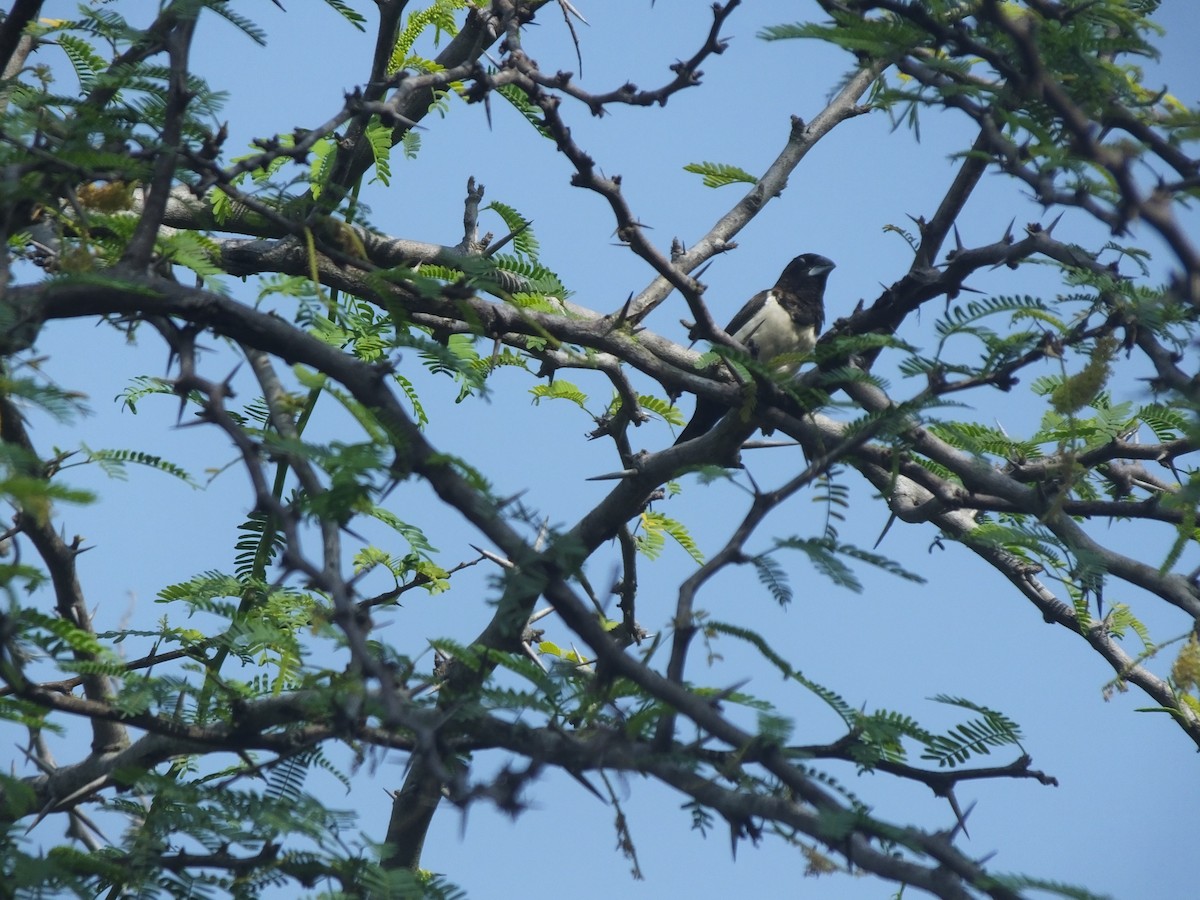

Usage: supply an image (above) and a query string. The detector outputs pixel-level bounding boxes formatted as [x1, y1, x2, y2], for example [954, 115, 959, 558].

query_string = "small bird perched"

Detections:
[674, 253, 835, 445]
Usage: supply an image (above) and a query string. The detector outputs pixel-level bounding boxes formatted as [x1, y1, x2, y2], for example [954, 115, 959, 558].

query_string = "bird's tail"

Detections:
[673, 399, 724, 445]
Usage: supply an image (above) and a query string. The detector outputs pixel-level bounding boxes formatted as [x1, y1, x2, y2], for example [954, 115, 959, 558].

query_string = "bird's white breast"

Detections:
[733, 292, 815, 372]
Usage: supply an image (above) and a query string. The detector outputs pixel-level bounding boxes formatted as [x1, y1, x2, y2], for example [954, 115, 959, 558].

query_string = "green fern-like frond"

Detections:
[1010, 303, 1067, 331]
[1104, 603, 1155, 651]
[239, 396, 274, 431]
[416, 332, 490, 399]
[772, 536, 861, 592]
[307, 744, 353, 793]
[507, 291, 563, 314]
[530, 380, 588, 409]
[365, 118, 393, 186]
[321, 0, 368, 30]
[204, 2, 270, 43]
[0, 373, 89, 422]
[0, 696, 57, 731]
[83, 446, 198, 487]
[0, 465, 93, 510]
[394, 372, 428, 428]
[897, 354, 975, 379]
[935, 295, 1053, 352]
[848, 708, 936, 769]
[56, 33, 106, 91]
[1036, 399, 1138, 449]
[400, 129, 421, 159]
[234, 510, 285, 583]
[817, 330, 917, 362]
[694, 685, 774, 714]
[354, 545, 402, 580]
[839, 393, 961, 444]
[389, 0, 466, 73]
[1069, 589, 1093, 634]
[308, 136, 336, 199]
[157, 569, 245, 609]
[608, 393, 685, 426]
[641, 511, 704, 564]
[683, 161, 758, 188]
[265, 753, 310, 806]
[111, 673, 200, 718]
[1157, 498, 1198, 577]
[488, 646, 561, 696]
[1089, 401, 1136, 438]
[496, 82, 552, 138]
[886, 221, 922, 251]
[467, 348, 531, 384]
[705, 620, 796, 677]
[769, 534, 925, 594]
[21, 610, 108, 658]
[412, 558, 450, 594]
[485, 201, 539, 259]
[834, 542, 927, 585]
[920, 695, 1024, 768]
[758, 22, 828, 42]
[758, 709, 795, 745]
[964, 521, 1065, 569]
[812, 471, 850, 527]
[1137, 403, 1189, 442]
[931, 695, 1023, 736]
[793, 673, 857, 728]
[929, 420, 1043, 462]
[760, 15, 929, 59]
[367, 505, 438, 557]
[209, 186, 238, 226]
[158, 230, 226, 289]
[978, 327, 1044, 371]
[749, 553, 792, 606]
[489, 253, 569, 297]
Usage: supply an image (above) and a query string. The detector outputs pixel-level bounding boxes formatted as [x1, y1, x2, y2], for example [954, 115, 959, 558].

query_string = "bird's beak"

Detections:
[808, 259, 836, 276]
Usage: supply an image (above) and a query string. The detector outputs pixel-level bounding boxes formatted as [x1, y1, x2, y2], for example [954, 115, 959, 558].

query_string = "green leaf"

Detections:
[749, 554, 792, 607]
[157, 230, 225, 290]
[920, 695, 1024, 768]
[638, 511, 704, 564]
[530, 380, 588, 409]
[769, 535, 925, 594]
[309, 137, 336, 199]
[683, 161, 757, 189]
[1137, 403, 1188, 442]
[389, 1, 466, 73]
[204, 3, 269, 44]
[83, 446, 199, 487]
[366, 118, 393, 186]
[322, 0, 368, 30]
[400, 129, 422, 159]
[635, 394, 686, 426]
[495, 82, 552, 138]
[57, 34, 106, 92]
[367, 506, 439, 556]
[395, 372, 428, 428]
[485, 201, 539, 259]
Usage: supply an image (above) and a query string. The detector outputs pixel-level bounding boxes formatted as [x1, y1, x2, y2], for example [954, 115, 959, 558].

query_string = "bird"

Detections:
[674, 253, 835, 445]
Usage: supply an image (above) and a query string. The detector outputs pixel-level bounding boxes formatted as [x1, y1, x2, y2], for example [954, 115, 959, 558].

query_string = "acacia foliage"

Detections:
[0, 1, 1197, 898]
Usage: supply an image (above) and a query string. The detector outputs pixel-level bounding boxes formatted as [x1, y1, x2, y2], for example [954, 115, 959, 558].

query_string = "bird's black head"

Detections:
[776, 253, 836, 290]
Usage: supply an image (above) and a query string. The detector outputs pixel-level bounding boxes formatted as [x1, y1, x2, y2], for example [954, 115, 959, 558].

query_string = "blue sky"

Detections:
[16, 2, 1200, 898]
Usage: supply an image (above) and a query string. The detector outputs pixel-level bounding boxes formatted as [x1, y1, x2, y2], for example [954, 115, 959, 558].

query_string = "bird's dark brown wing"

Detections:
[723, 289, 770, 338]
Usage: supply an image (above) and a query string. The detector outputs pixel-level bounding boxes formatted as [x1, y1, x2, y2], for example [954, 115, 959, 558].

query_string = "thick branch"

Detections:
[0, 387, 127, 754]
